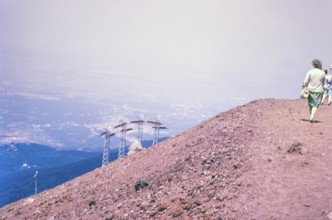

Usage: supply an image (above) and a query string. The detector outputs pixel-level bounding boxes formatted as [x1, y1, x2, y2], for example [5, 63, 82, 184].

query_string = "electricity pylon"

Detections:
[147, 117, 167, 145]
[100, 128, 115, 166]
[131, 115, 144, 142]
[33, 171, 38, 195]
[115, 120, 133, 159]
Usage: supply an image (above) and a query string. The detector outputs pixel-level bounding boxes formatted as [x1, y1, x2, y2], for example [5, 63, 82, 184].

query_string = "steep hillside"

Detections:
[0, 99, 331, 220]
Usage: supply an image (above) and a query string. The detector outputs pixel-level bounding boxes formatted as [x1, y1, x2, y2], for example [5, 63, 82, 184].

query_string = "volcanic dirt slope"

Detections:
[1, 98, 332, 220]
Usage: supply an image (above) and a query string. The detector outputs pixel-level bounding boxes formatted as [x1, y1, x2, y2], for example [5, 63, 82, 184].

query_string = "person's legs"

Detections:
[328, 89, 332, 105]
[321, 91, 327, 104]
[309, 106, 312, 119]
[310, 106, 317, 122]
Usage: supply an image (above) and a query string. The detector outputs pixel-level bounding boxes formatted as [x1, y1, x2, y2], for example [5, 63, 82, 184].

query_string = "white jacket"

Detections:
[303, 68, 326, 92]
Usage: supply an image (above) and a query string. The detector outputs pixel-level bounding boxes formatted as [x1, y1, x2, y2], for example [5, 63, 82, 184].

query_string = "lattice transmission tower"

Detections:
[115, 120, 133, 159]
[100, 128, 115, 166]
[147, 117, 167, 145]
[131, 115, 144, 142]
[33, 171, 38, 195]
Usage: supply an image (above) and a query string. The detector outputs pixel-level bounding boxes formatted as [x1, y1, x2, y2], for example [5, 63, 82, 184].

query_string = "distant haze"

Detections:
[1, 0, 332, 150]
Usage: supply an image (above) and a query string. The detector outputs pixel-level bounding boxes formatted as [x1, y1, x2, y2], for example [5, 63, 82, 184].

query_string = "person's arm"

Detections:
[303, 72, 310, 88]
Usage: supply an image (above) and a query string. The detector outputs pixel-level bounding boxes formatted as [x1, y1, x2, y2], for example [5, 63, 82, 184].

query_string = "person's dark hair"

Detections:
[324, 69, 328, 74]
[312, 59, 322, 69]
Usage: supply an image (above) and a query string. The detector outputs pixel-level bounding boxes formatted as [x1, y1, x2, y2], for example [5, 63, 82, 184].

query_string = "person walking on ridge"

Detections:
[320, 69, 330, 105]
[303, 59, 326, 123]
[328, 64, 332, 105]
[322, 64, 332, 105]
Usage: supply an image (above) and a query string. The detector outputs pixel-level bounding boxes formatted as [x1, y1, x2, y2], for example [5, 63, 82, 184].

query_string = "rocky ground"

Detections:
[0, 98, 331, 220]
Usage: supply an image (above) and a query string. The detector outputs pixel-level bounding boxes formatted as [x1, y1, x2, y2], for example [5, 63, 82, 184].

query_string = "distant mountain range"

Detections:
[0, 139, 168, 207]
[0, 143, 101, 177]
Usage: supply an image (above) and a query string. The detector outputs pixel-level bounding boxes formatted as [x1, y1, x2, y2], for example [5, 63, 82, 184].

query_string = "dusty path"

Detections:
[236, 99, 332, 219]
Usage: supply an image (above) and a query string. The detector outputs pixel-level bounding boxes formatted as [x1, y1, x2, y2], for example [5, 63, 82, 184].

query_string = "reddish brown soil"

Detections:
[0, 98, 331, 220]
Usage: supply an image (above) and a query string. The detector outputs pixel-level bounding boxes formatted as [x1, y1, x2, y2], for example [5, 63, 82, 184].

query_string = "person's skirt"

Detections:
[308, 91, 323, 107]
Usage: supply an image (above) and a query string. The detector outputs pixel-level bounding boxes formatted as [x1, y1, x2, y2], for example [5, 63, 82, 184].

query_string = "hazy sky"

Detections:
[1, 0, 332, 149]
[1, 0, 332, 94]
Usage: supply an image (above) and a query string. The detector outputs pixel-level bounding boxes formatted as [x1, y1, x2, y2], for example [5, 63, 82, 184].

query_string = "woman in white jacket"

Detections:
[303, 59, 326, 123]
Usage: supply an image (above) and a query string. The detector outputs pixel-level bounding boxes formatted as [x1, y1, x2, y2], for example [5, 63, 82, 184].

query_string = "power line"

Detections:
[95, 115, 167, 164]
